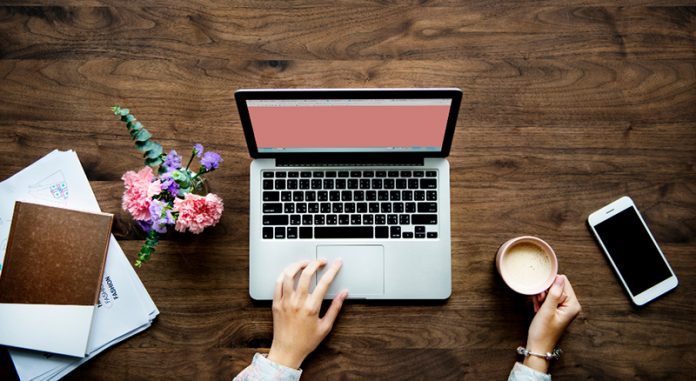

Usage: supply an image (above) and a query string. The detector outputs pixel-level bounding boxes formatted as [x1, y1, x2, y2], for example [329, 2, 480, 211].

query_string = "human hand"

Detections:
[525, 274, 581, 373]
[267, 260, 348, 369]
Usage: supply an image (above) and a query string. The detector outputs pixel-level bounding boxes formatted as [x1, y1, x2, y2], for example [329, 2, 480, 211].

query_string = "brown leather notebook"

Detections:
[0, 201, 113, 306]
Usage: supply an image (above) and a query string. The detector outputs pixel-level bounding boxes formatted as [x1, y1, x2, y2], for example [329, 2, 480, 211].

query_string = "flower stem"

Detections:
[185, 151, 195, 170]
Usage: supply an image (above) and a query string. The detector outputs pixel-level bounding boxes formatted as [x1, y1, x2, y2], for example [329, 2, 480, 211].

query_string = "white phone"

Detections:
[587, 196, 678, 306]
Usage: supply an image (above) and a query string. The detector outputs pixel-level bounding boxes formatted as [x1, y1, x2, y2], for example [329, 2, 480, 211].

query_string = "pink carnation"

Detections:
[122, 166, 161, 221]
[173, 193, 224, 234]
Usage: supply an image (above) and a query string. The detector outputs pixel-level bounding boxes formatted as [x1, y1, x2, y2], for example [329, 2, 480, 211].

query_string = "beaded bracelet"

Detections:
[516, 346, 563, 361]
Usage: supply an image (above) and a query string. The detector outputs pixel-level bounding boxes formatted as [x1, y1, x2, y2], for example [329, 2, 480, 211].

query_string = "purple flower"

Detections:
[193, 144, 204, 158]
[160, 171, 180, 197]
[200, 151, 223, 171]
[149, 199, 175, 234]
[137, 220, 152, 233]
[164, 149, 182, 170]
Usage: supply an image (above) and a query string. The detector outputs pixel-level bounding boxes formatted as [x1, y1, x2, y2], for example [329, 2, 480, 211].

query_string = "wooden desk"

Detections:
[1, 2, 694, 380]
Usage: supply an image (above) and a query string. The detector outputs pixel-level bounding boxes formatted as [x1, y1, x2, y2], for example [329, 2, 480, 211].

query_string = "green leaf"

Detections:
[128, 121, 143, 132]
[111, 106, 121, 115]
[119, 108, 130, 116]
[145, 156, 164, 167]
[133, 129, 153, 142]
[135, 140, 156, 152]
[145, 146, 163, 159]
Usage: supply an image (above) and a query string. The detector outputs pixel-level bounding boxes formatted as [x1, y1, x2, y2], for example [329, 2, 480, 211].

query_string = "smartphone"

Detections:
[587, 196, 678, 306]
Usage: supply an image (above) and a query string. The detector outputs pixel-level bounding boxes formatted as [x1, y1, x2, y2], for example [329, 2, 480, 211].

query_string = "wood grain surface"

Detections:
[1, 1, 695, 380]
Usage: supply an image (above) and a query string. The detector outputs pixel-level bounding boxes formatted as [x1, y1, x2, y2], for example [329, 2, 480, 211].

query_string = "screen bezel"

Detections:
[587, 196, 678, 306]
[234, 88, 462, 161]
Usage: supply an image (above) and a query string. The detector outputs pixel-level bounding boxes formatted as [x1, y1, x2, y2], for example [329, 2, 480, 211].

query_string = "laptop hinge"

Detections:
[276, 157, 425, 167]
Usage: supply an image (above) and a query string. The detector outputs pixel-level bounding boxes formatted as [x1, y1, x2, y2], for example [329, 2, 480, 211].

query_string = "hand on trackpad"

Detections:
[316, 245, 385, 298]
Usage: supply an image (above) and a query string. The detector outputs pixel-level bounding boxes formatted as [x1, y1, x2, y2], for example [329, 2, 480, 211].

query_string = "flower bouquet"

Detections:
[113, 106, 224, 267]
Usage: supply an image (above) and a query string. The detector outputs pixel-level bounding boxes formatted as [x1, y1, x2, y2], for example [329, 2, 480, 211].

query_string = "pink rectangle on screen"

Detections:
[249, 105, 450, 149]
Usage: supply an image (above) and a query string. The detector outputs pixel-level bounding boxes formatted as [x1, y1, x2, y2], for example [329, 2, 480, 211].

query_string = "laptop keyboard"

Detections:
[261, 169, 439, 239]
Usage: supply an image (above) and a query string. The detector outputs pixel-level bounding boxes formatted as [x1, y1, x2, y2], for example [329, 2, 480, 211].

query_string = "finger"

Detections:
[557, 274, 582, 315]
[313, 259, 343, 304]
[273, 273, 283, 306]
[540, 275, 566, 314]
[282, 261, 310, 297]
[296, 260, 326, 296]
[321, 289, 348, 329]
[533, 295, 540, 313]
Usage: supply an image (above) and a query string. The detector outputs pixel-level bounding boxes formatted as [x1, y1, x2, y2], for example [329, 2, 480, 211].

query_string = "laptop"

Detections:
[236, 88, 462, 300]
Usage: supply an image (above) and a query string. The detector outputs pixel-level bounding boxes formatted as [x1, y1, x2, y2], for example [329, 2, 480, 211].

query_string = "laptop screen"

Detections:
[236, 89, 462, 159]
[246, 98, 453, 153]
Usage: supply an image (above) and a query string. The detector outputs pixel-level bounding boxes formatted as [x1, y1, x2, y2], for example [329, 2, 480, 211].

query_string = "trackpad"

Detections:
[316, 245, 384, 298]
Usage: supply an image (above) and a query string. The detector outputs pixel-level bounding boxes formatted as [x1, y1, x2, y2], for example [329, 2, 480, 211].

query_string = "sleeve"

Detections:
[233, 353, 303, 381]
[507, 362, 552, 381]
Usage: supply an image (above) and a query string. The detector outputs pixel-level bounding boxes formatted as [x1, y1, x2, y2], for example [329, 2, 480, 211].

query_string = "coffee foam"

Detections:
[501, 242, 552, 290]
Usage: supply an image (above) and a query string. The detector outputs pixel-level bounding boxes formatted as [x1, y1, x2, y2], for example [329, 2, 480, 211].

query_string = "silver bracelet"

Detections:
[516, 346, 562, 361]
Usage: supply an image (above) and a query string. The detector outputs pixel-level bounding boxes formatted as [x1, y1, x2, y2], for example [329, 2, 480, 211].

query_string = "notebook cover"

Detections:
[0, 201, 112, 305]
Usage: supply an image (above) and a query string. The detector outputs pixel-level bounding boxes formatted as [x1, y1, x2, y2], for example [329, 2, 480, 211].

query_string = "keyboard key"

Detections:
[415, 232, 426, 239]
[263, 215, 288, 225]
[326, 171, 337, 178]
[376, 171, 387, 177]
[400, 171, 412, 177]
[354, 190, 365, 201]
[381, 203, 392, 213]
[427, 232, 438, 238]
[313, 171, 324, 177]
[360, 179, 371, 189]
[318, 191, 328, 201]
[412, 214, 438, 224]
[426, 171, 437, 177]
[363, 171, 374, 177]
[387, 214, 398, 225]
[369, 202, 380, 213]
[315, 226, 373, 239]
[314, 215, 325, 225]
[275, 179, 286, 190]
[263, 180, 273, 190]
[427, 191, 437, 201]
[402, 191, 413, 201]
[311, 179, 322, 189]
[415, 226, 425, 233]
[414, 191, 426, 201]
[363, 214, 373, 224]
[372, 179, 383, 189]
[338, 171, 349, 177]
[263, 227, 273, 239]
[305, 191, 316, 201]
[418, 202, 438, 213]
[347, 179, 359, 189]
[308, 203, 319, 213]
[408, 179, 419, 189]
[344, 202, 356, 213]
[275, 227, 285, 239]
[420, 179, 437, 189]
[284, 204, 295, 213]
[402, 232, 414, 238]
[396, 179, 407, 189]
[293, 191, 304, 201]
[375, 226, 388, 238]
[393, 202, 404, 213]
[330, 191, 340, 201]
[405, 202, 416, 213]
[296, 203, 307, 213]
[299, 179, 310, 189]
[351, 215, 361, 225]
[327, 215, 338, 225]
[276, 171, 286, 178]
[287, 227, 298, 239]
[357, 203, 368, 213]
[375, 214, 386, 224]
[390, 191, 400, 201]
[263, 203, 282, 213]
[378, 191, 389, 201]
[366, 191, 377, 201]
[320, 203, 331, 213]
[332, 203, 343, 213]
[384, 179, 395, 189]
[336, 179, 346, 189]
[323, 179, 334, 189]
[350, 171, 362, 177]
[341, 191, 352, 201]
[339, 214, 350, 225]
[263, 191, 279, 201]
[399, 214, 410, 224]
[413, 171, 424, 177]
[281, 191, 292, 201]
[263, 172, 274, 178]
[390, 226, 401, 238]
[300, 226, 313, 238]
[302, 215, 312, 225]
[287, 179, 298, 189]
[288, 171, 299, 178]
[300, 171, 312, 178]
[290, 215, 301, 225]
[387, 171, 398, 177]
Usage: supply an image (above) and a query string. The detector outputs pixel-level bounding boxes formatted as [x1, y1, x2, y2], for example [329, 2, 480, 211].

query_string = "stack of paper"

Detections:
[0, 150, 159, 381]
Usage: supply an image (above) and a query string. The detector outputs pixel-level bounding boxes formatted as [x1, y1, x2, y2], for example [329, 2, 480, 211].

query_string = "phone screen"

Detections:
[594, 207, 672, 296]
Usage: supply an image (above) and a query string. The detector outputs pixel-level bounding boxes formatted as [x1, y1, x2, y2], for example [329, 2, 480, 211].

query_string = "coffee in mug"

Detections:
[496, 236, 558, 295]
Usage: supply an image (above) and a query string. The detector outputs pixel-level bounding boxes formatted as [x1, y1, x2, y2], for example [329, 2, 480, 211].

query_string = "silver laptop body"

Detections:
[236, 88, 462, 300]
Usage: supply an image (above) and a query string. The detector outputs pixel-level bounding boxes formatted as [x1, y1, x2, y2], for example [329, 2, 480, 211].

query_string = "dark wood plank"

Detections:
[0, 1, 695, 380]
